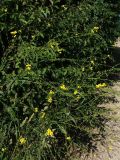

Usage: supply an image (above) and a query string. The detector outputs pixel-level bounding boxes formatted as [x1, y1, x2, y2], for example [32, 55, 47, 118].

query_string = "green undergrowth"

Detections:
[0, 0, 120, 159]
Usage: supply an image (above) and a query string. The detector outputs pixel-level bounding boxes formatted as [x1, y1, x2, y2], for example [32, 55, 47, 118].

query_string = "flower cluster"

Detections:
[66, 136, 71, 141]
[47, 90, 55, 103]
[10, 30, 17, 38]
[73, 85, 81, 101]
[59, 84, 68, 91]
[19, 136, 27, 145]
[45, 128, 54, 137]
[34, 107, 38, 113]
[96, 83, 107, 89]
[77, 85, 81, 89]
[74, 89, 78, 95]
[25, 64, 31, 71]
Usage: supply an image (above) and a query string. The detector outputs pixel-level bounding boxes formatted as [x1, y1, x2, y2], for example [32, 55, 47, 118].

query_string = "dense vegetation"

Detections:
[0, 0, 120, 159]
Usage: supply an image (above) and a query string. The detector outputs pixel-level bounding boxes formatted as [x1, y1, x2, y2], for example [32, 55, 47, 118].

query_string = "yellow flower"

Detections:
[25, 64, 31, 70]
[10, 30, 17, 36]
[96, 84, 101, 89]
[96, 83, 107, 89]
[40, 112, 45, 119]
[19, 137, 27, 145]
[34, 107, 38, 113]
[47, 96, 52, 103]
[60, 84, 68, 91]
[66, 136, 71, 141]
[74, 89, 78, 95]
[102, 83, 107, 87]
[1, 148, 6, 152]
[49, 90, 55, 95]
[77, 85, 81, 89]
[45, 128, 54, 137]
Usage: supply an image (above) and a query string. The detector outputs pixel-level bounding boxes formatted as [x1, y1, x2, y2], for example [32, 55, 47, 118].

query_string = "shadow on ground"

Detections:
[112, 46, 120, 66]
[109, 46, 120, 80]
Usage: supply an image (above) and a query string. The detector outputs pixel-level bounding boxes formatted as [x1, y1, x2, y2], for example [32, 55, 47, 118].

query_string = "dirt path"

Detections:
[70, 82, 120, 160]
[88, 39, 120, 160]
[86, 82, 120, 160]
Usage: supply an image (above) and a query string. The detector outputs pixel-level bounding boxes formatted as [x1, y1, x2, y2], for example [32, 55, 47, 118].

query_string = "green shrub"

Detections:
[0, 0, 120, 159]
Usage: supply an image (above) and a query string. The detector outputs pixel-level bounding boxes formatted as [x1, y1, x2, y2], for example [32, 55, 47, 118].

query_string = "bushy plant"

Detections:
[0, 0, 120, 159]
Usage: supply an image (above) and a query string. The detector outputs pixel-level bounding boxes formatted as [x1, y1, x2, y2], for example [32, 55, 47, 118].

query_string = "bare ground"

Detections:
[87, 82, 120, 160]
[71, 82, 120, 160]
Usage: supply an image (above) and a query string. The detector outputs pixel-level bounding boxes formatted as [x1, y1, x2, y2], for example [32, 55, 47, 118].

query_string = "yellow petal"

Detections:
[10, 30, 17, 35]
[66, 136, 71, 141]
[34, 107, 38, 113]
[74, 90, 78, 95]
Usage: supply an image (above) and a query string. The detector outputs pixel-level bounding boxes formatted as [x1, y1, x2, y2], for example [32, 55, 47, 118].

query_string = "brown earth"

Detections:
[87, 82, 120, 160]
[70, 82, 120, 160]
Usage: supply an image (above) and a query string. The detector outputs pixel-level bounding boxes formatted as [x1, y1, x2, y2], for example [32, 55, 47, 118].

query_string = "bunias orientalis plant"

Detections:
[0, 0, 119, 159]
